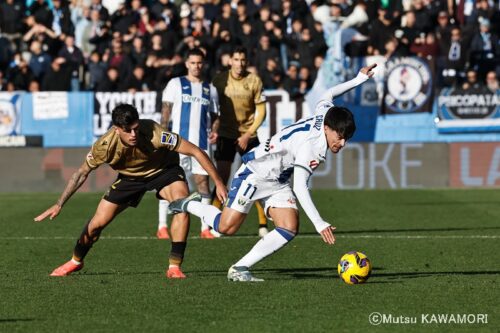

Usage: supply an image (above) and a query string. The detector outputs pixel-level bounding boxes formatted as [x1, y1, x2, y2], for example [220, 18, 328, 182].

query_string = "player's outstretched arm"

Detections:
[319, 63, 377, 103]
[176, 138, 228, 203]
[292, 166, 336, 245]
[34, 162, 93, 222]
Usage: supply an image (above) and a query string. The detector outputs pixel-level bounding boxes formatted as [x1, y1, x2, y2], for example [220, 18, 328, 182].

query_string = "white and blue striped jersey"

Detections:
[242, 100, 332, 183]
[162, 76, 218, 150]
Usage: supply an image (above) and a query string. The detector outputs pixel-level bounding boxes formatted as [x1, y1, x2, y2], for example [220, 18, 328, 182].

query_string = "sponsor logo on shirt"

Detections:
[182, 94, 210, 105]
[161, 132, 178, 147]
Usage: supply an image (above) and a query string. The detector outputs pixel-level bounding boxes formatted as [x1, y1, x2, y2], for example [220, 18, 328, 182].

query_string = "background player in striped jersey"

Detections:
[157, 48, 220, 239]
[211, 46, 269, 237]
[169, 64, 377, 281]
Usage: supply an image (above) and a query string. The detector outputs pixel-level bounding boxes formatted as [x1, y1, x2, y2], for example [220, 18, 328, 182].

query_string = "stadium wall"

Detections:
[3, 143, 500, 192]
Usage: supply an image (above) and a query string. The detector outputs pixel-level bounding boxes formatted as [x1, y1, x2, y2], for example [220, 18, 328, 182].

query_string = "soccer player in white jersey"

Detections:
[169, 64, 377, 281]
[157, 48, 220, 239]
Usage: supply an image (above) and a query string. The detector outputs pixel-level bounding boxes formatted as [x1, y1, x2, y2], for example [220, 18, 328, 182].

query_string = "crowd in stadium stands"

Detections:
[0, 0, 499, 97]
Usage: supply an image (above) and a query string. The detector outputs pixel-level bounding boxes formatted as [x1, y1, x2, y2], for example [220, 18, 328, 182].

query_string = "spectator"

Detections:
[129, 36, 146, 67]
[470, 18, 499, 77]
[283, 61, 301, 98]
[51, 0, 74, 37]
[254, 34, 280, 73]
[398, 10, 420, 55]
[111, 2, 138, 35]
[486, 70, 499, 92]
[435, 11, 453, 53]
[368, 8, 396, 55]
[412, 0, 432, 33]
[0, 0, 25, 42]
[87, 50, 106, 90]
[95, 66, 119, 91]
[73, 6, 93, 55]
[0, 32, 14, 72]
[439, 27, 468, 87]
[28, 0, 53, 30]
[28, 79, 40, 92]
[260, 57, 283, 89]
[126, 66, 149, 92]
[41, 57, 72, 91]
[23, 17, 57, 46]
[238, 21, 257, 59]
[28, 40, 52, 81]
[106, 37, 133, 83]
[254, 5, 272, 36]
[410, 32, 440, 59]
[8, 57, 35, 91]
[0, 71, 4, 91]
[462, 69, 481, 90]
[298, 66, 312, 94]
[58, 35, 84, 90]
[137, 6, 155, 37]
[211, 2, 234, 39]
[89, 0, 109, 22]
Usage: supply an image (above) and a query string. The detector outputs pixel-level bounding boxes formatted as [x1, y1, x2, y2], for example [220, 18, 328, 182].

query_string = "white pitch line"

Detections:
[1, 235, 499, 240]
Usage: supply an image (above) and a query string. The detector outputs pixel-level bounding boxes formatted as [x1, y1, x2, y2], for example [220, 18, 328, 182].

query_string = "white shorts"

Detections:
[179, 152, 209, 176]
[226, 164, 298, 218]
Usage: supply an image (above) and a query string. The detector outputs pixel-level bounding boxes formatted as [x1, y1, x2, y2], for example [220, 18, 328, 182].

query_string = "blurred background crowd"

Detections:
[0, 0, 499, 97]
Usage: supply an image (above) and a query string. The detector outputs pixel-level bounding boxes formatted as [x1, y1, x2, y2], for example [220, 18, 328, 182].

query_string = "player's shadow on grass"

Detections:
[0, 318, 36, 323]
[297, 226, 500, 235]
[402, 201, 500, 206]
[371, 270, 500, 282]
[255, 267, 336, 280]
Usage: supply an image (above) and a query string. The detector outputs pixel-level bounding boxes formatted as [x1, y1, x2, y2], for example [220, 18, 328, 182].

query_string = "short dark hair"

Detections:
[324, 106, 356, 140]
[112, 104, 139, 128]
[231, 45, 247, 57]
[186, 47, 205, 59]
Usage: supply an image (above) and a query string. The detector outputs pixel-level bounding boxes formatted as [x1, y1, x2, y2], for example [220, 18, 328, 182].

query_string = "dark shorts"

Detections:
[214, 136, 260, 162]
[103, 165, 187, 207]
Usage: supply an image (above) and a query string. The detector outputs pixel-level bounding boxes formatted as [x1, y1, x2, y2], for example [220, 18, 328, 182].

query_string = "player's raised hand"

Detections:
[360, 63, 377, 78]
[320, 226, 337, 245]
[34, 204, 61, 222]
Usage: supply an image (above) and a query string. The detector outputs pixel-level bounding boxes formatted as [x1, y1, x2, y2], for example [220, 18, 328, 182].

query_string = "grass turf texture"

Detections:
[0, 190, 499, 333]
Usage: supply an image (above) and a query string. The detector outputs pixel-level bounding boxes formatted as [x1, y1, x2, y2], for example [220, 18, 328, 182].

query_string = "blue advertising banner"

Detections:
[436, 86, 500, 133]
[20, 92, 94, 147]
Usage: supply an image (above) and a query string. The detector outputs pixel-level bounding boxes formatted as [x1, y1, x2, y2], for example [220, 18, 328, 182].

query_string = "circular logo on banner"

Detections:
[384, 57, 432, 113]
[0, 99, 17, 136]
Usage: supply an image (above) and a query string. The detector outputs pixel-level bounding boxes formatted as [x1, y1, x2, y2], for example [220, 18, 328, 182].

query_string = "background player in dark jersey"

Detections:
[212, 46, 269, 237]
[34, 104, 227, 278]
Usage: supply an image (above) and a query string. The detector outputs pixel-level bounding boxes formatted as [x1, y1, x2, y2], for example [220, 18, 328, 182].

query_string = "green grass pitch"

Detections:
[1, 190, 499, 332]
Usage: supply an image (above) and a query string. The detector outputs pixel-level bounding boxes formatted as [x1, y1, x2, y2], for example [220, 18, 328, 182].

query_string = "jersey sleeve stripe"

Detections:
[293, 164, 313, 175]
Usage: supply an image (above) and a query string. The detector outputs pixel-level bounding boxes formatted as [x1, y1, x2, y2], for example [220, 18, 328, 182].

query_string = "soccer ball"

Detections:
[337, 251, 372, 285]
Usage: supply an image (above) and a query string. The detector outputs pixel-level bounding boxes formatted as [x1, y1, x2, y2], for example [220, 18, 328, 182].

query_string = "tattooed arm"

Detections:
[34, 162, 93, 222]
[161, 102, 173, 129]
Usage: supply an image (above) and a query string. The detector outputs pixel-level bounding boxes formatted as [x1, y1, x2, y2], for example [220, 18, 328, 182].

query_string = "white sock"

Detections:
[158, 200, 169, 229]
[186, 201, 221, 229]
[200, 195, 211, 231]
[234, 228, 295, 268]
[71, 258, 82, 265]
